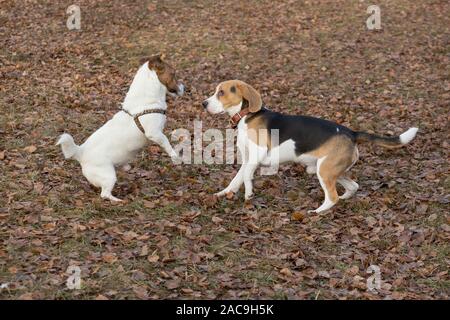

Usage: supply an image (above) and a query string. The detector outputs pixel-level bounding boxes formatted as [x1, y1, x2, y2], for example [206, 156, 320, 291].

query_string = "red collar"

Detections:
[230, 109, 250, 128]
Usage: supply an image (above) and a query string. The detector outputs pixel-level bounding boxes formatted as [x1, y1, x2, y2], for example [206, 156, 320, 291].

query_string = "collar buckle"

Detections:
[230, 109, 250, 129]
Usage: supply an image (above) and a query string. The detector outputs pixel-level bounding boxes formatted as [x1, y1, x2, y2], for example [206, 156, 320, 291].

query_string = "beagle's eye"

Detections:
[218, 90, 224, 97]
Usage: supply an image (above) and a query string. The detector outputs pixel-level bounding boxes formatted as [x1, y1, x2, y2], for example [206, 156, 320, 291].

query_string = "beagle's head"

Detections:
[144, 55, 184, 97]
[202, 80, 262, 116]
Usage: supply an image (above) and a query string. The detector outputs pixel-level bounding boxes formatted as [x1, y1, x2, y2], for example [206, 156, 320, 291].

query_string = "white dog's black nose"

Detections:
[202, 100, 208, 109]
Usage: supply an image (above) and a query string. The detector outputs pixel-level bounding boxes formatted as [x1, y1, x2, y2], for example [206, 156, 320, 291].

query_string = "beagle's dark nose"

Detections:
[202, 100, 208, 109]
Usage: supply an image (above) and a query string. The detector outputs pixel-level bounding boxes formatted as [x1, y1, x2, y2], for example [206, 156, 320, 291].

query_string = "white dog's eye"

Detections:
[217, 90, 224, 97]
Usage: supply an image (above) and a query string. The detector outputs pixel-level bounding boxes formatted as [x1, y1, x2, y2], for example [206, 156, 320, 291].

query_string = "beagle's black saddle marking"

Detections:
[246, 108, 356, 154]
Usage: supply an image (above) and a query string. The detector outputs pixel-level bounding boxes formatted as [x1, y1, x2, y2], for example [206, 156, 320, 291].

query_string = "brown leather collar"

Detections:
[122, 107, 166, 134]
[230, 109, 250, 129]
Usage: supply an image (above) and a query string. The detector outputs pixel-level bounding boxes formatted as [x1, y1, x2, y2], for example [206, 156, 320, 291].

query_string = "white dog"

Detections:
[57, 55, 184, 201]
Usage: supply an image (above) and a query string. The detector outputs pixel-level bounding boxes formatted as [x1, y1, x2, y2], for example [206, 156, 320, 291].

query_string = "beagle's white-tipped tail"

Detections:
[56, 133, 81, 161]
[355, 127, 418, 148]
[399, 127, 419, 145]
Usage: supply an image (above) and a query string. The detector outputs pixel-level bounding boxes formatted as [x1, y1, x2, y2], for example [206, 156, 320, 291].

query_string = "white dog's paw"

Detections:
[122, 164, 131, 171]
[102, 194, 123, 202]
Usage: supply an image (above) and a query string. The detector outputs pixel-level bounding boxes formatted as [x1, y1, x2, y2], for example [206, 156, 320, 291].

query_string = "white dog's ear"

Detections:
[140, 55, 156, 65]
[144, 55, 164, 71]
[237, 82, 262, 113]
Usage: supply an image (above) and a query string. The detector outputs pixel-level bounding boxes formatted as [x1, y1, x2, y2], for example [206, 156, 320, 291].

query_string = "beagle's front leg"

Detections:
[215, 140, 248, 197]
[215, 163, 247, 197]
[243, 163, 259, 200]
[241, 142, 268, 200]
[216, 141, 266, 200]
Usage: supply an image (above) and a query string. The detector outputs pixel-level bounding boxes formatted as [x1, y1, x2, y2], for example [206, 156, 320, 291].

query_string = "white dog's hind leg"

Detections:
[83, 165, 122, 202]
[101, 186, 122, 202]
[99, 167, 122, 202]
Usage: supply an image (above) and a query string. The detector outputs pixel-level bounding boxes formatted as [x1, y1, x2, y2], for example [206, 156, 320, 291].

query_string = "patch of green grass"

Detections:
[372, 239, 392, 251]
[421, 243, 449, 268]
[151, 203, 183, 219]
[241, 270, 276, 287]
[57, 237, 98, 259]
[340, 199, 373, 215]
[416, 278, 450, 292]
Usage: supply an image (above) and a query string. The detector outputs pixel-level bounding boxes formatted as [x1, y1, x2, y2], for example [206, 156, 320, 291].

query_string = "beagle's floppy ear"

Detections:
[237, 82, 262, 113]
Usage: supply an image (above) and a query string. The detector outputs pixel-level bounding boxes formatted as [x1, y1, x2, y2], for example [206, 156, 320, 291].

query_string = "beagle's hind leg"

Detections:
[309, 156, 339, 213]
[308, 139, 355, 213]
[337, 147, 359, 200]
[337, 176, 359, 200]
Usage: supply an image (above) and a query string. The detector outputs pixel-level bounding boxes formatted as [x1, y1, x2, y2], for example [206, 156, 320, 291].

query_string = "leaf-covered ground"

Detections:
[0, 0, 449, 299]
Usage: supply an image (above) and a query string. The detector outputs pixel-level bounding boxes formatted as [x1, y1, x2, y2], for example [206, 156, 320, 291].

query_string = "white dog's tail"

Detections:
[56, 133, 81, 161]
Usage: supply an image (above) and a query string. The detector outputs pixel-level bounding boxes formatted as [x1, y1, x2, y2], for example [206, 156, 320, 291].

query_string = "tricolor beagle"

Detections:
[57, 55, 184, 201]
[203, 80, 418, 213]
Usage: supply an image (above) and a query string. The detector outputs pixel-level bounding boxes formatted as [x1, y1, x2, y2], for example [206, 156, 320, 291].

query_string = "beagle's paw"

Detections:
[244, 192, 254, 201]
[215, 190, 235, 199]
[307, 207, 332, 214]
[214, 190, 228, 197]
[169, 152, 182, 164]
[306, 166, 316, 174]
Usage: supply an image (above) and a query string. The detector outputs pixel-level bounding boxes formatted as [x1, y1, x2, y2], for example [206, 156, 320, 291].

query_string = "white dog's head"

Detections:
[202, 80, 262, 116]
[144, 55, 184, 97]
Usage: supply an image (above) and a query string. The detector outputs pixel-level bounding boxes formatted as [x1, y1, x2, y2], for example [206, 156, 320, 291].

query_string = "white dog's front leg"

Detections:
[146, 131, 179, 161]
[215, 164, 247, 197]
